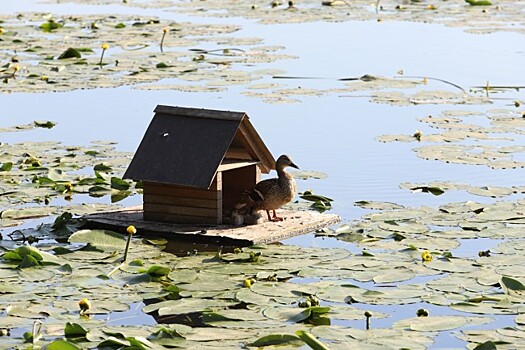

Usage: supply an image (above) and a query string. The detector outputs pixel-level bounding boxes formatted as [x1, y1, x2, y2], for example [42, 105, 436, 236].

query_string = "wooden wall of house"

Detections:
[142, 174, 222, 224]
[222, 165, 260, 214]
[225, 147, 252, 160]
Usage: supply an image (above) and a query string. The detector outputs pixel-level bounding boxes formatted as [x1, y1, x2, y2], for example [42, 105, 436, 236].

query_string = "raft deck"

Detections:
[84, 206, 340, 247]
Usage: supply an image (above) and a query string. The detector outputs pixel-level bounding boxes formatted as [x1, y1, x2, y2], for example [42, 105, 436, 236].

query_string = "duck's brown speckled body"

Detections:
[243, 154, 299, 222]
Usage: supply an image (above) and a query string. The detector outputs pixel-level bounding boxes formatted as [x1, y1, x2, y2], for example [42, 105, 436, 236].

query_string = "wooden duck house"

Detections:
[123, 105, 275, 225]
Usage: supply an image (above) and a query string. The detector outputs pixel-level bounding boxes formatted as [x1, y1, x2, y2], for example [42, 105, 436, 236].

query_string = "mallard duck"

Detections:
[238, 154, 299, 222]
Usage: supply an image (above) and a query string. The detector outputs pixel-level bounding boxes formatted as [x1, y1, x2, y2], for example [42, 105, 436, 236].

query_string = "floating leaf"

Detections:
[58, 48, 81, 59]
[263, 305, 329, 324]
[16, 245, 43, 261]
[111, 190, 131, 203]
[500, 276, 525, 296]
[58, 263, 73, 274]
[473, 341, 497, 350]
[1, 206, 56, 220]
[410, 186, 445, 196]
[68, 229, 126, 249]
[47, 340, 82, 350]
[89, 185, 111, 197]
[40, 20, 63, 32]
[465, 0, 492, 5]
[291, 170, 328, 180]
[251, 334, 301, 347]
[94, 163, 112, 172]
[64, 322, 88, 338]
[18, 254, 40, 268]
[110, 177, 130, 190]
[146, 265, 171, 277]
[33, 120, 56, 128]
[394, 315, 491, 332]
[299, 190, 333, 203]
[52, 212, 74, 230]
[0, 162, 13, 171]
[263, 307, 312, 323]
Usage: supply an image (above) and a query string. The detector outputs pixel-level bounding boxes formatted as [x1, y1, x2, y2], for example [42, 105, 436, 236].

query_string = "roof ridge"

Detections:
[154, 105, 246, 121]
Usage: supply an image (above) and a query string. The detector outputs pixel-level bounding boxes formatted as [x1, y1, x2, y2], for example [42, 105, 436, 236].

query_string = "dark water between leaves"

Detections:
[1, 0, 525, 348]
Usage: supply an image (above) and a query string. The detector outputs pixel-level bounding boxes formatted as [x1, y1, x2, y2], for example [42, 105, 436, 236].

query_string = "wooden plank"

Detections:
[84, 206, 341, 247]
[144, 194, 219, 209]
[144, 182, 221, 200]
[144, 203, 219, 218]
[217, 160, 258, 172]
[144, 211, 220, 225]
[225, 147, 253, 160]
[210, 172, 221, 191]
[238, 119, 275, 174]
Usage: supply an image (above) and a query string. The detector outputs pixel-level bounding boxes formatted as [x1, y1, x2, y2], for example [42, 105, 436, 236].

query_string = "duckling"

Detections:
[231, 207, 263, 226]
[243, 154, 299, 222]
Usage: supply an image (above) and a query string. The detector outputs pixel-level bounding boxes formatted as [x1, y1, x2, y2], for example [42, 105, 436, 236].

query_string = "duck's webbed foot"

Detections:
[270, 210, 284, 222]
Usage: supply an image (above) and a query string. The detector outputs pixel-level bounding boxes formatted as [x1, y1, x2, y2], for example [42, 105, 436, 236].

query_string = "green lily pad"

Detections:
[466, 0, 492, 5]
[47, 340, 82, 350]
[394, 315, 491, 332]
[58, 48, 81, 59]
[250, 333, 301, 347]
[64, 322, 88, 338]
[500, 276, 525, 297]
[68, 229, 126, 249]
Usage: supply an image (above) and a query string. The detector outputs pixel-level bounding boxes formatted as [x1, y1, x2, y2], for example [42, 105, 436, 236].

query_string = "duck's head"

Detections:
[276, 154, 299, 170]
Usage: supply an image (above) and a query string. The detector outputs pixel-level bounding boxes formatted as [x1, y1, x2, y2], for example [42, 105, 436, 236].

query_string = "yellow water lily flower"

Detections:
[127, 225, 137, 235]
[421, 250, 433, 262]
[243, 278, 255, 288]
[79, 298, 91, 314]
[99, 44, 109, 66]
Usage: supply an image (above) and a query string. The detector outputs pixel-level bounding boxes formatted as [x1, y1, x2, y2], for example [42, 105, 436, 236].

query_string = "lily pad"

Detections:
[68, 229, 126, 249]
[394, 315, 492, 332]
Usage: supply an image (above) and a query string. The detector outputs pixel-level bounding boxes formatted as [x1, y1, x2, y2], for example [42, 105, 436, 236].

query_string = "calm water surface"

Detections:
[2, 0, 525, 255]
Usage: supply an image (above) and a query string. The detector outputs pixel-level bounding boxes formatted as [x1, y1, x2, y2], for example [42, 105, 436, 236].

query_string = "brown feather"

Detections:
[240, 154, 299, 221]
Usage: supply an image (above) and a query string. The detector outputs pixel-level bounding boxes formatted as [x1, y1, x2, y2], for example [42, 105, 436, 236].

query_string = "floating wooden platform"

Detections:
[84, 206, 340, 247]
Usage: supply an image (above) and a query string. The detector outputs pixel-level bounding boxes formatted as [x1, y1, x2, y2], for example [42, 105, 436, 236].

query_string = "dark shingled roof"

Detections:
[123, 105, 274, 189]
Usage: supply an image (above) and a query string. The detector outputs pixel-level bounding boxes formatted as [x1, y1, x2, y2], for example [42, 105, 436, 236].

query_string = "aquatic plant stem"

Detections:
[32, 320, 43, 344]
[274, 74, 466, 93]
[160, 28, 168, 53]
[99, 43, 109, 67]
[99, 50, 106, 66]
[107, 261, 125, 277]
[123, 231, 132, 262]
[365, 311, 372, 330]
[123, 225, 136, 262]
[106, 228, 133, 277]
[295, 330, 329, 350]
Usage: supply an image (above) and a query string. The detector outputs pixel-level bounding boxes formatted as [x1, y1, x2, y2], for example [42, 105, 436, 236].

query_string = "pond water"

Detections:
[1, 0, 525, 348]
